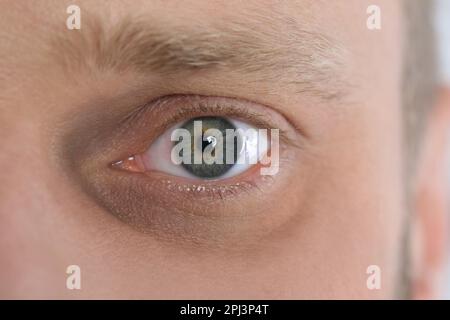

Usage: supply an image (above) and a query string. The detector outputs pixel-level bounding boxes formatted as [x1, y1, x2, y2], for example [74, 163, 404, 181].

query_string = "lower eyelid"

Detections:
[114, 149, 296, 203]
[153, 177, 264, 201]
[75, 136, 299, 246]
[98, 155, 299, 246]
[145, 164, 270, 198]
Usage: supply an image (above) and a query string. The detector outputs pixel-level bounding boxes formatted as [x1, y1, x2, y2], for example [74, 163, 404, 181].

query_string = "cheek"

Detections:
[0, 121, 70, 298]
[291, 108, 404, 298]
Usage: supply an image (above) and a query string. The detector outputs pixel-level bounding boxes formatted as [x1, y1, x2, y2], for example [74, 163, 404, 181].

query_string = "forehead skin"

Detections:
[0, 0, 403, 298]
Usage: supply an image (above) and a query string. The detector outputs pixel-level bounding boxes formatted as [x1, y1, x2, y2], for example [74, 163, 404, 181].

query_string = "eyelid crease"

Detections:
[118, 94, 304, 150]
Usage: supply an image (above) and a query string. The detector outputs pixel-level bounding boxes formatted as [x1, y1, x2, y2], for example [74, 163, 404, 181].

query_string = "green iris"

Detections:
[179, 116, 239, 179]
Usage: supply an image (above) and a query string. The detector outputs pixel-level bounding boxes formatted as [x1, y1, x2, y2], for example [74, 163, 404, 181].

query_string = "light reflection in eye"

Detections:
[113, 116, 269, 181]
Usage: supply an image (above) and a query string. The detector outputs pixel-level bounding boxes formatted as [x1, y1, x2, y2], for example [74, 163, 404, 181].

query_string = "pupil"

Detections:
[178, 116, 238, 179]
[202, 138, 212, 151]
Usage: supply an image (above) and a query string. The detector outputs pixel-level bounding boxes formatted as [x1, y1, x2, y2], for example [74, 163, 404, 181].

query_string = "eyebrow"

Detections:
[51, 12, 349, 100]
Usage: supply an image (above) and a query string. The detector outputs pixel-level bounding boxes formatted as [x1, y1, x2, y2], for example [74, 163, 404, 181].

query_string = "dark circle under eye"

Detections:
[178, 116, 239, 179]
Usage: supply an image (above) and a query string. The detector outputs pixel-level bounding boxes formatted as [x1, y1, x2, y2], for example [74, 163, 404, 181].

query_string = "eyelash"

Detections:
[119, 94, 290, 144]
[147, 172, 275, 201]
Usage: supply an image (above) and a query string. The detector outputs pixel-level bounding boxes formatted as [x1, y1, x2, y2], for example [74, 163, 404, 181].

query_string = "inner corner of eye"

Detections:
[110, 155, 145, 173]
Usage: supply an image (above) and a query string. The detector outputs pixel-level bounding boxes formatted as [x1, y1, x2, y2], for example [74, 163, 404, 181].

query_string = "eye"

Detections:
[67, 94, 301, 242]
[113, 116, 270, 181]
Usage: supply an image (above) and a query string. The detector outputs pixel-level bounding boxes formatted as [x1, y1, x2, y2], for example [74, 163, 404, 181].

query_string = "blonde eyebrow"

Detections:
[51, 12, 349, 100]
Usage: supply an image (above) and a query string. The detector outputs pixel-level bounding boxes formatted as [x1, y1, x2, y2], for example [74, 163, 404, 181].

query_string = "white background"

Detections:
[435, 0, 450, 299]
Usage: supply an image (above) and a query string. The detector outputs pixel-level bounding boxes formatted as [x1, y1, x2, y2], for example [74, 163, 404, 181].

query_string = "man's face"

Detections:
[0, 0, 407, 298]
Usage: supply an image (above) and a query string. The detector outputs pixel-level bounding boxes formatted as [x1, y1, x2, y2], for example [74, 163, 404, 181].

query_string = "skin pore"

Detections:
[0, 0, 448, 299]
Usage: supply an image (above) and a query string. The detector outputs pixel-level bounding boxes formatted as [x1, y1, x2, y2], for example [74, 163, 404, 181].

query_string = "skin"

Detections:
[0, 0, 448, 299]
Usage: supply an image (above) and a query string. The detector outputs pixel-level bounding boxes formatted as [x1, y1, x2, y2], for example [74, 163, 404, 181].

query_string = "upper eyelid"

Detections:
[117, 94, 302, 149]
[120, 94, 270, 127]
